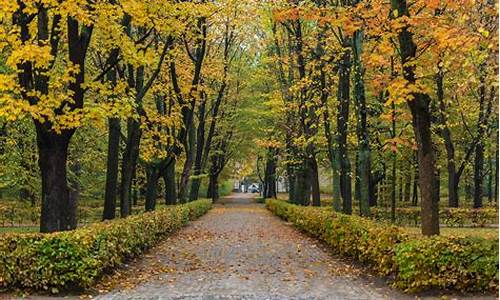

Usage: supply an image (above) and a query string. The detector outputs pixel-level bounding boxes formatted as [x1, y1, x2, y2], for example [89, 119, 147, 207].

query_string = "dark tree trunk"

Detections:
[163, 158, 177, 205]
[412, 165, 419, 206]
[473, 76, 489, 209]
[403, 163, 411, 203]
[337, 47, 352, 214]
[120, 119, 141, 217]
[398, 173, 404, 203]
[370, 170, 384, 207]
[495, 147, 499, 203]
[207, 174, 219, 202]
[286, 164, 296, 203]
[390, 101, 397, 223]
[436, 66, 459, 207]
[353, 29, 371, 217]
[310, 156, 321, 206]
[189, 99, 206, 201]
[392, 0, 439, 235]
[409, 97, 440, 235]
[473, 143, 484, 208]
[320, 92, 341, 211]
[391, 156, 397, 223]
[178, 123, 195, 203]
[263, 149, 277, 199]
[103, 118, 120, 220]
[294, 163, 311, 205]
[488, 156, 493, 202]
[36, 129, 75, 232]
[145, 165, 160, 211]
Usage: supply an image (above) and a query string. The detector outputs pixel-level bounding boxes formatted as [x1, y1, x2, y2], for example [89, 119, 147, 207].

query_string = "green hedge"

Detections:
[0, 199, 212, 292]
[371, 207, 498, 227]
[266, 199, 498, 293]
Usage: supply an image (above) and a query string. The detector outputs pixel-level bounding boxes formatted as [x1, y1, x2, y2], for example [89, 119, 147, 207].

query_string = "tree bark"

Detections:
[120, 119, 141, 217]
[473, 75, 490, 208]
[178, 123, 196, 202]
[310, 156, 321, 206]
[207, 174, 219, 202]
[163, 158, 177, 205]
[263, 149, 277, 199]
[403, 162, 411, 203]
[495, 147, 499, 203]
[435, 67, 460, 207]
[103, 118, 120, 220]
[392, 0, 439, 235]
[145, 165, 160, 211]
[337, 46, 352, 214]
[189, 97, 207, 201]
[36, 129, 75, 232]
[353, 29, 371, 217]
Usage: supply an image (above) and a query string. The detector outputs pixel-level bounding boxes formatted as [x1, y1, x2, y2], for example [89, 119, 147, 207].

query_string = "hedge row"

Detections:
[371, 207, 498, 227]
[0, 199, 212, 292]
[266, 199, 498, 292]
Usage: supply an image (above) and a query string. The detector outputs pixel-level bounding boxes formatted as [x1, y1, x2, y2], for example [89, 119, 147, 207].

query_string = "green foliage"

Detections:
[0, 199, 211, 292]
[371, 207, 498, 227]
[266, 199, 499, 293]
[255, 197, 266, 204]
[394, 236, 499, 292]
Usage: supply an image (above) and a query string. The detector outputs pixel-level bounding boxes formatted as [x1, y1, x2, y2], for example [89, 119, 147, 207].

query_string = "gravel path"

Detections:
[95, 194, 408, 300]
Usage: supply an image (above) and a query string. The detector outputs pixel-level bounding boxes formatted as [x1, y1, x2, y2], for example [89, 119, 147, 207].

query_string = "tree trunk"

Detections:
[163, 158, 177, 205]
[286, 164, 296, 203]
[120, 119, 141, 217]
[495, 147, 499, 203]
[408, 97, 440, 235]
[189, 98, 207, 201]
[310, 156, 321, 206]
[488, 156, 493, 202]
[178, 123, 195, 203]
[370, 170, 384, 207]
[353, 29, 371, 217]
[36, 128, 75, 232]
[337, 47, 352, 214]
[294, 163, 311, 205]
[403, 164, 411, 203]
[391, 152, 397, 223]
[436, 66, 460, 207]
[323, 106, 341, 211]
[392, 0, 439, 235]
[264, 150, 277, 199]
[473, 75, 489, 208]
[103, 118, 120, 220]
[145, 165, 160, 211]
[473, 143, 484, 208]
[208, 174, 219, 202]
[398, 172, 404, 203]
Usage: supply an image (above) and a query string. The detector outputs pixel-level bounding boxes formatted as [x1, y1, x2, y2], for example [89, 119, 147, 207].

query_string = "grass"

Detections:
[0, 226, 39, 234]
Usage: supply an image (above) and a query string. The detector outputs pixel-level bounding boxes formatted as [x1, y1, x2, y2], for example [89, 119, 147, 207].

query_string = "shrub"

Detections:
[266, 199, 498, 293]
[394, 236, 499, 292]
[0, 199, 211, 292]
[370, 207, 498, 227]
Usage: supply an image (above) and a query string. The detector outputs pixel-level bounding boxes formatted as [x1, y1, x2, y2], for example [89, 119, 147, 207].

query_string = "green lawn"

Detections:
[0, 226, 39, 234]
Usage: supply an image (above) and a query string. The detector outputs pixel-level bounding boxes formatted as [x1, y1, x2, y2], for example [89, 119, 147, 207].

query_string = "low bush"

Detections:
[266, 199, 498, 293]
[394, 236, 499, 292]
[371, 207, 498, 227]
[0, 199, 212, 292]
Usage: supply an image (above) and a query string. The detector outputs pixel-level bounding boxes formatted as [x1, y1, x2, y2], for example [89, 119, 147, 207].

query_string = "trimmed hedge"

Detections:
[266, 199, 498, 293]
[0, 199, 211, 292]
[371, 207, 498, 227]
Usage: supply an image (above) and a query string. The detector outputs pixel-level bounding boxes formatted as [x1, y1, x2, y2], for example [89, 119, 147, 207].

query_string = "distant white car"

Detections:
[249, 184, 260, 193]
